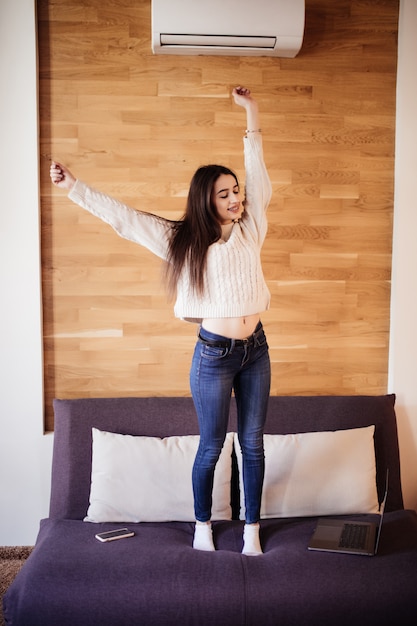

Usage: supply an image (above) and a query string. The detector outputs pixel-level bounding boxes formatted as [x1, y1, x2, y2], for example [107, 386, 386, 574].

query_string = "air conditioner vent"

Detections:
[159, 34, 277, 50]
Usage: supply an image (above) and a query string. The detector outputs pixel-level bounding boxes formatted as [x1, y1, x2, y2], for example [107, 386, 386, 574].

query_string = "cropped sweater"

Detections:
[68, 133, 272, 323]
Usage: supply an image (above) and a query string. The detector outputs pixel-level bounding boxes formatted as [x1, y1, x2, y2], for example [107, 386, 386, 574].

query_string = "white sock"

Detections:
[242, 523, 263, 556]
[193, 522, 215, 552]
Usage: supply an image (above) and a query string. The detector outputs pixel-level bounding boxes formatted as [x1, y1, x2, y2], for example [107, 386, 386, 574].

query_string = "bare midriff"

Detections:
[201, 313, 260, 340]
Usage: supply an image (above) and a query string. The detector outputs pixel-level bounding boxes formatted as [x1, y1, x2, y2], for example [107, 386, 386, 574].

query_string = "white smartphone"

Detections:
[95, 528, 135, 542]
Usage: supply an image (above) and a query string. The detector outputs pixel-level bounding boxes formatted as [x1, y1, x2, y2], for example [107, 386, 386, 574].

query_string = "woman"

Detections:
[50, 86, 272, 555]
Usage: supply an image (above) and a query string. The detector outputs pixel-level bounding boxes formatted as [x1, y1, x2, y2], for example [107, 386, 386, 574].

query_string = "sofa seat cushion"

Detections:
[5, 511, 417, 626]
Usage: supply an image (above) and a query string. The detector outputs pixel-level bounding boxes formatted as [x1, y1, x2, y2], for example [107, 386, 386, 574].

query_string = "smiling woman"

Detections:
[50, 86, 273, 556]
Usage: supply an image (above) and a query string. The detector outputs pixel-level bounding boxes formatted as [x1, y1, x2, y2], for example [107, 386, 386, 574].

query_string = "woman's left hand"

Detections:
[232, 86, 255, 108]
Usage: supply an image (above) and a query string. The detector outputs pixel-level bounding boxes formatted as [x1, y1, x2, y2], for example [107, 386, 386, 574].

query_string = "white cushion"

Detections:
[84, 430, 234, 523]
[234, 426, 379, 519]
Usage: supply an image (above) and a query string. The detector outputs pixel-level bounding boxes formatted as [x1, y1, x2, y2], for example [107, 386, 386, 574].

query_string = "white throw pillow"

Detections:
[84, 430, 234, 523]
[234, 426, 379, 519]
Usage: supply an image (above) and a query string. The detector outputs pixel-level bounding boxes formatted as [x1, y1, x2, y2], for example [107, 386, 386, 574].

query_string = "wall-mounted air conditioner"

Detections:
[151, 0, 305, 58]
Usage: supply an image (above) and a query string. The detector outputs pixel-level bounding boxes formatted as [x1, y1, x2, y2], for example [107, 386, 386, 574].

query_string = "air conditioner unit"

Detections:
[151, 0, 305, 58]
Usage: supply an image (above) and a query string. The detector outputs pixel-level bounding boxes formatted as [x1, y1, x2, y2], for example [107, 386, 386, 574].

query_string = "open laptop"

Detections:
[308, 470, 388, 556]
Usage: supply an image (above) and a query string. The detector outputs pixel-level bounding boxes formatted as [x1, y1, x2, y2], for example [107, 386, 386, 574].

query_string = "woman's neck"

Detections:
[220, 222, 234, 242]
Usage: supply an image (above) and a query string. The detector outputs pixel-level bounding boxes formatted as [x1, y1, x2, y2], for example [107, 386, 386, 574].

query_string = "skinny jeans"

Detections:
[190, 321, 271, 524]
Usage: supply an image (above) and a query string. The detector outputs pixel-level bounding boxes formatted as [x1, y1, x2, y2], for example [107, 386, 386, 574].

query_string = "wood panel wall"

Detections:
[38, 0, 399, 431]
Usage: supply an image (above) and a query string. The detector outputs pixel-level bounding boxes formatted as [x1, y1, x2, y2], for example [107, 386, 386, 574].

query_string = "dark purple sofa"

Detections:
[4, 394, 417, 626]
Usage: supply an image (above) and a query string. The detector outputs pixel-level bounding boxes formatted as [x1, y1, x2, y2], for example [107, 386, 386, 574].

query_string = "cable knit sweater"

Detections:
[68, 133, 272, 323]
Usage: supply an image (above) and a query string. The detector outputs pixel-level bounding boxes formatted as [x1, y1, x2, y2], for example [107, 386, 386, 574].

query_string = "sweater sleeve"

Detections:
[242, 132, 272, 245]
[68, 179, 173, 260]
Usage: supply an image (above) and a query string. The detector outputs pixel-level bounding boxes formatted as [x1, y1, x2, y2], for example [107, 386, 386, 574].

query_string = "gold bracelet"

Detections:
[245, 129, 262, 133]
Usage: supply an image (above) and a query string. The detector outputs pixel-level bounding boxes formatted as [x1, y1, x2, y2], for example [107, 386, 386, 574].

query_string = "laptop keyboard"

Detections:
[339, 523, 369, 549]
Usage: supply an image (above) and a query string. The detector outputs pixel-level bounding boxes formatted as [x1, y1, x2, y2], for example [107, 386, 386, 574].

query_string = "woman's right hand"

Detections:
[50, 161, 76, 190]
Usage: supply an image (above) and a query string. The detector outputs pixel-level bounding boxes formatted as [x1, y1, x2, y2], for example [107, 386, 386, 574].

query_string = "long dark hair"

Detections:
[165, 164, 239, 297]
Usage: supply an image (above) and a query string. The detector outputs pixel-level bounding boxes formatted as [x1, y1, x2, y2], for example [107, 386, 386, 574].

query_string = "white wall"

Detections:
[0, 0, 415, 545]
[388, 0, 417, 512]
[0, 0, 53, 545]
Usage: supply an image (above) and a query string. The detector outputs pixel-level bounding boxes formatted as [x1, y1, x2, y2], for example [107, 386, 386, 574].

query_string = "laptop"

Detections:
[308, 471, 388, 556]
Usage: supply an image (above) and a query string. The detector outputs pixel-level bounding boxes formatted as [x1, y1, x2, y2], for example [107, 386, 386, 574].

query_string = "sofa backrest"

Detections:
[49, 394, 403, 520]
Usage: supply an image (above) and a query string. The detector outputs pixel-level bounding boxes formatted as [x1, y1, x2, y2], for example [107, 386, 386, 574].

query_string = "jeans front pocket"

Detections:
[200, 343, 229, 360]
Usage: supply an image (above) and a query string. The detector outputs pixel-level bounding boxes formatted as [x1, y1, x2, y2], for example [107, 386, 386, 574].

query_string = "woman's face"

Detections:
[212, 174, 243, 225]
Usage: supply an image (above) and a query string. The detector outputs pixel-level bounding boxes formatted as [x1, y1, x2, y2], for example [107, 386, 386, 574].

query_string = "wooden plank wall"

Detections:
[38, 0, 399, 431]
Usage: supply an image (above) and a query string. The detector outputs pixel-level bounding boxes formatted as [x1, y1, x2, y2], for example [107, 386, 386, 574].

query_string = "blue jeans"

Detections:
[190, 322, 271, 524]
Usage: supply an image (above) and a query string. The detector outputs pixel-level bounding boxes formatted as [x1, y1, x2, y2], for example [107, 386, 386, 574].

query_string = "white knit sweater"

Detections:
[68, 133, 272, 323]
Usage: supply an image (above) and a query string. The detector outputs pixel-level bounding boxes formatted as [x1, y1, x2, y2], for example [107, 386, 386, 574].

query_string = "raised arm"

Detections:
[232, 87, 271, 243]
